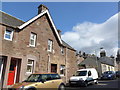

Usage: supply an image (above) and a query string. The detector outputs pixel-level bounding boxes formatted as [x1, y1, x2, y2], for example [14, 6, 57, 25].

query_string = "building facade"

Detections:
[0, 4, 77, 88]
[79, 51, 117, 76]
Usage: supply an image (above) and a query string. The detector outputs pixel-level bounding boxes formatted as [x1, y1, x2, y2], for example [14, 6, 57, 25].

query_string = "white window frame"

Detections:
[4, 29, 14, 41]
[60, 65, 65, 76]
[26, 60, 34, 74]
[48, 39, 53, 52]
[29, 33, 37, 47]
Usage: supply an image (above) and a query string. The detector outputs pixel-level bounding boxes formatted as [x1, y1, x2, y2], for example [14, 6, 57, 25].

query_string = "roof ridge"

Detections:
[62, 40, 76, 51]
[0, 10, 25, 23]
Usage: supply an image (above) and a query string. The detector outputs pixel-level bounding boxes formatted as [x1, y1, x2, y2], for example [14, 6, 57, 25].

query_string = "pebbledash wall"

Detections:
[0, 4, 77, 88]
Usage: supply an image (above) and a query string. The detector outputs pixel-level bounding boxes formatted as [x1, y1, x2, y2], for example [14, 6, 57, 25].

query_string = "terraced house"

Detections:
[0, 4, 77, 88]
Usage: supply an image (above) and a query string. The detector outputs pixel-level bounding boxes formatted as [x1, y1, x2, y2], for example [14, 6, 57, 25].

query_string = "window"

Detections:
[51, 64, 57, 73]
[60, 65, 65, 76]
[61, 46, 64, 54]
[26, 60, 34, 74]
[76, 71, 87, 76]
[4, 29, 13, 41]
[48, 39, 53, 52]
[29, 33, 36, 47]
[51, 74, 61, 80]
[41, 74, 52, 81]
[88, 71, 92, 76]
[25, 74, 41, 82]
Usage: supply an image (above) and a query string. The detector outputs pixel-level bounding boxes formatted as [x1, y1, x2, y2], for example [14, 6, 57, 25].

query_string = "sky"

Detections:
[1, 2, 119, 57]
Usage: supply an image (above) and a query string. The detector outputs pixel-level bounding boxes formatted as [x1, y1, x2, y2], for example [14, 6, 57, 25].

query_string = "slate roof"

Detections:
[99, 57, 115, 66]
[80, 56, 100, 65]
[80, 56, 115, 66]
[0, 11, 75, 51]
[62, 40, 76, 51]
[0, 11, 24, 28]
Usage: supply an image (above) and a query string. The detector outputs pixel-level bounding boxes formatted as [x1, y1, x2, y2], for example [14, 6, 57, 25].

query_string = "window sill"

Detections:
[29, 45, 36, 47]
[4, 38, 13, 41]
[60, 74, 65, 77]
[25, 72, 32, 75]
[47, 50, 52, 53]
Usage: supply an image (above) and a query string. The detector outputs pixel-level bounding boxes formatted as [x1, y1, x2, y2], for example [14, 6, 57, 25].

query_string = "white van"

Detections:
[69, 68, 98, 87]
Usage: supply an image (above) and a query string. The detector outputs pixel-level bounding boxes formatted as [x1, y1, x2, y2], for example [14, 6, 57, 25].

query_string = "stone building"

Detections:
[79, 50, 117, 77]
[0, 4, 77, 88]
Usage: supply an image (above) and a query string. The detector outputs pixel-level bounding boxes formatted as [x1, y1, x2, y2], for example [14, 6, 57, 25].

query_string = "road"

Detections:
[66, 79, 120, 90]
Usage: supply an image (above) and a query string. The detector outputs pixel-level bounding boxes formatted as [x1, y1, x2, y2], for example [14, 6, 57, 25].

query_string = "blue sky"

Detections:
[1, 2, 119, 56]
[2, 2, 118, 34]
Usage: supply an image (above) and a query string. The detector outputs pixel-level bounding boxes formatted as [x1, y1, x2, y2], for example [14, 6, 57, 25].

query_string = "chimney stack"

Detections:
[38, 4, 48, 14]
[100, 50, 106, 57]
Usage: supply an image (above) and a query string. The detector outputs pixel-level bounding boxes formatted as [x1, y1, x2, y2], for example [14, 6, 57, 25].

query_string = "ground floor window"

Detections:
[26, 59, 34, 74]
[60, 65, 65, 76]
[51, 64, 57, 73]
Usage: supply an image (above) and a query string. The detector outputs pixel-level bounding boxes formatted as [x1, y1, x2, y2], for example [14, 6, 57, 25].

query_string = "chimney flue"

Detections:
[38, 4, 48, 14]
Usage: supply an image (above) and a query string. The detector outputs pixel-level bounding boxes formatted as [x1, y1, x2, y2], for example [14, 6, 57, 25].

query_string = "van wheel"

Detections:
[59, 84, 65, 90]
[94, 80, 98, 84]
[95, 81, 98, 84]
[83, 82, 88, 87]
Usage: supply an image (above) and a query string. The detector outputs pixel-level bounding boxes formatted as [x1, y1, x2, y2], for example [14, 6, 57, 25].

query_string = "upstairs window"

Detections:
[29, 33, 36, 47]
[48, 39, 53, 52]
[4, 29, 13, 41]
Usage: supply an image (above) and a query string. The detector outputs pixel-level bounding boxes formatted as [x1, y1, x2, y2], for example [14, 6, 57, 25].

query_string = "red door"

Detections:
[7, 60, 17, 85]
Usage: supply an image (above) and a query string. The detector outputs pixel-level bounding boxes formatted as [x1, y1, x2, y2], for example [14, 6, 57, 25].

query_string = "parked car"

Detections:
[116, 71, 120, 78]
[69, 68, 98, 87]
[10, 73, 65, 90]
[101, 71, 116, 80]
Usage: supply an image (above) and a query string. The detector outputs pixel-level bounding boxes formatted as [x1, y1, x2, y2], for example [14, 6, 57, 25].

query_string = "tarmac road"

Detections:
[66, 78, 120, 90]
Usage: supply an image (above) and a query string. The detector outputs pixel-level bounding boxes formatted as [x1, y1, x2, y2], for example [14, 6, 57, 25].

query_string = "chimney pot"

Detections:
[38, 4, 48, 14]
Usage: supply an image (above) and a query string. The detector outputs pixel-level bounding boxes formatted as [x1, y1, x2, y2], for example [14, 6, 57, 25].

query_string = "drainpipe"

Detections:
[47, 54, 50, 73]
[65, 47, 68, 83]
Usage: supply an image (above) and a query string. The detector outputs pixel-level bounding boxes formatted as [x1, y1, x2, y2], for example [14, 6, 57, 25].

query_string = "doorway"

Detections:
[7, 58, 21, 85]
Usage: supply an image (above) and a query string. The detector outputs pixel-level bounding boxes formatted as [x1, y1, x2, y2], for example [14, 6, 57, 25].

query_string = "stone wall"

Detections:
[0, 13, 77, 88]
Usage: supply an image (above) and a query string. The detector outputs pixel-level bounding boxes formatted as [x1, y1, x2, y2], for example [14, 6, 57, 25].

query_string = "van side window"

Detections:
[88, 71, 92, 76]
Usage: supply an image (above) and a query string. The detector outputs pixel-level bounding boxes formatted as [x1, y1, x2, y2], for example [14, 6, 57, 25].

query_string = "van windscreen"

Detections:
[76, 71, 87, 76]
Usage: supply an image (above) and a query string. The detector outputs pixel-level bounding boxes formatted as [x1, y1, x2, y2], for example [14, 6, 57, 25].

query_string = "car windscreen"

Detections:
[24, 74, 41, 82]
[76, 71, 87, 76]
[116, 71, 120, 74]
[104, 71, 113, 74]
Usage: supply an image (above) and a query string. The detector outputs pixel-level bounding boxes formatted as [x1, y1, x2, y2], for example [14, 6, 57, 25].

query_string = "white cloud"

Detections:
[62, 13, 118, 57]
